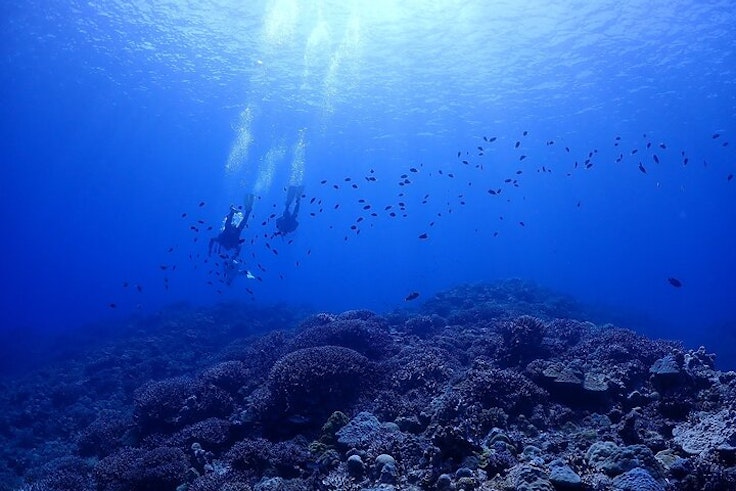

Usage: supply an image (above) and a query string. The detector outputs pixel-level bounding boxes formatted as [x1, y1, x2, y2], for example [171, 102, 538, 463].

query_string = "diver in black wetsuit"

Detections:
[209, 193, 255, 257]
[276, 185, 303, 236]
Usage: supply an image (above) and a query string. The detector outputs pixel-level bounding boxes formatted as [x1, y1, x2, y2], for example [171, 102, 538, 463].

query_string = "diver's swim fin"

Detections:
[244, 193, 255, 211]
[286, 185, 304, 205]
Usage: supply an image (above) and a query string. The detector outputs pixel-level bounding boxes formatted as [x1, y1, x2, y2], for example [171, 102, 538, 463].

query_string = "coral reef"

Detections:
[1, 281, 734, 491]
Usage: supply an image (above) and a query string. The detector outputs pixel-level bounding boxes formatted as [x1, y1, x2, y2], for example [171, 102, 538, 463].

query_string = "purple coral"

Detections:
[200, 360, 250, 394]
[455, 363, 547, 414]
[225, 438, 310, 479]
[290, 312, 394, 359]
[497, 315, 547, 367]
[93, 446, 188, 491]
[133, 376, 233, 433]
[76, 410, 132, 458]
[264, 346, 371, 433]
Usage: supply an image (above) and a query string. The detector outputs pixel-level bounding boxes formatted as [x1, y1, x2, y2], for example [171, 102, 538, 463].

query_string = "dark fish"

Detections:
[122, 281, 129, 288]
[181, 212, 187, 218]
[448, 173, 455, 178]
[489, 137, 497, 142]
[515, 141, 521, 148]
[488, 189, 497, 195]
[136, 285, 142, 293]
[522, 130, 528, 136]
[519, 155, 527, 161]
[333, 184, 339, 189]
[352, 184, 358, 189]
[409, 167, 418, 173]
[462, 160, 469, 165]
[457, 151, 461, 157]
[516, 170, 523, 174]
[477, 146, 484, 151]
[320, 179, 327, 184]
[659, 143, 666, 149]
[653, 154, 660, 164]
[198, 201, 205, 207]
[167, 247, 174, 253]
[638, 162, 647, 174]
[519, 221, 525, 227]
[728, 174, 733, 181]
[405, 292, 420, 301]
[631, 149, 638, 155]
[667, 277, 682, 288]
[418, 233, 428, 239]
[160, 265, 168, 270]
[345, 177, 352, 181]
[109, 303, 117, 308]
[712, 133, 720, 139]
[565, 146, 570, 152]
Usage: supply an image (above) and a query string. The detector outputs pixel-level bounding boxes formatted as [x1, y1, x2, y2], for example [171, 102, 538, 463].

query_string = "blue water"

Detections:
[1, 1, 734, 366]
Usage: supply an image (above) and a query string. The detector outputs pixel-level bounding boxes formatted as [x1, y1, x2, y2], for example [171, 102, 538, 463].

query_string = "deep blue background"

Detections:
[1, 1, 735, 367]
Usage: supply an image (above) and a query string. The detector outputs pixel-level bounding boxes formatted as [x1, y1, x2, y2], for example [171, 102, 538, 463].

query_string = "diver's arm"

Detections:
[225, 207, 236, 226]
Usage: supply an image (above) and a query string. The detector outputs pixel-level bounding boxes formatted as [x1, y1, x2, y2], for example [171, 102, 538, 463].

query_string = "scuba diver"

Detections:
[209, 193, 255, 258]
[223, 256, 256, 286]
[276, 185, 303, 236]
